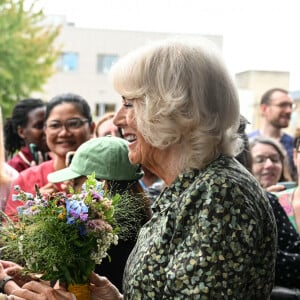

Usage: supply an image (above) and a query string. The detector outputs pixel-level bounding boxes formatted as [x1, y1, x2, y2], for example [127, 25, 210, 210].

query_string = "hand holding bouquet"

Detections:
[0, 173, 119, 290]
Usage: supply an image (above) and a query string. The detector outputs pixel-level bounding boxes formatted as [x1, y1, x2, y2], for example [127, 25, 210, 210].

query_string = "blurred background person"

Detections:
[94, 111, 121, 138]
[248, 88, 296, 180]
[237, 116, 300, 299]
[0, 107, 18, 212]
[5, 93, 95, 218]
[250, 135, 293, 193]
[276, 128, 300, 233]
[4, 98, 49, 172]
[48, 136, 151, 292]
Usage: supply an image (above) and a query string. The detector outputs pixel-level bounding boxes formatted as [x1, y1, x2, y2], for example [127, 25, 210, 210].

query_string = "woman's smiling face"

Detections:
[251, 142, 283, 188]
[113, 97, 158, 168]
[45, 103, 93, 159]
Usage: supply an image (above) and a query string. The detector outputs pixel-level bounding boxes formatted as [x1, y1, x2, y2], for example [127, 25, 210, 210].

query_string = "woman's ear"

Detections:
[17, 125, 26, 139]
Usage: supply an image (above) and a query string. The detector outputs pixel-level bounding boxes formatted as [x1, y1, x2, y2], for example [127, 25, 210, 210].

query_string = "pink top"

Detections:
[7, 146, 35, 172]
[5, 160, 63, 218]
[275, 188, 298, 231]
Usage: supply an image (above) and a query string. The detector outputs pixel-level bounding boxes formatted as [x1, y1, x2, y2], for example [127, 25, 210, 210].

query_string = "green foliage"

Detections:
[0, 173, 147, 285]
[0, 0, 60, 118]
[0, 173, 119, 285]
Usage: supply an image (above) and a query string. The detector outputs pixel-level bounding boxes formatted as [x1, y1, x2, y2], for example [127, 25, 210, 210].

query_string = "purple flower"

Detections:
[80, 213, 88, 222]
[91, 191, 103, 202]
[24, 200, 35, 207]
[66, 199, 88, 224]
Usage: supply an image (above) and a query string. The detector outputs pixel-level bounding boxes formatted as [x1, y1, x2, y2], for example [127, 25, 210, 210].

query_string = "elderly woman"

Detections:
[109, 37, 277, 299]
[9, 38, 276, 299]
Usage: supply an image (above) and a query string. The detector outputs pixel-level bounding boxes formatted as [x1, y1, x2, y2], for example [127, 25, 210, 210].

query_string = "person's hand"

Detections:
[11, 281, 75, 300]
[39, 182, 60, 195]
[1, 260, 22, 274]
[0, 260, 8, 279]
[266, 184, 285, 193]
[0, 261, 24, 297]
[60, 180, 74, 193]
[1, 260, 24, 286]
[89, 272, 123, 300]
[5, 295, 25, 300]
[0, 260, 36, 287]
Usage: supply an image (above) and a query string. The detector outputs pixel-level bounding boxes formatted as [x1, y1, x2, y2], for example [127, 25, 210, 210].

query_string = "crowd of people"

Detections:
[0, 36, 299, 299]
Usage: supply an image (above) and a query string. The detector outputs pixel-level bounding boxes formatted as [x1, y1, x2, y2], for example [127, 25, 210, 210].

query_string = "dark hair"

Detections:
[4, 98, 45, 155]
[260, 88, 289, 105]
[45, 93, 92, 123]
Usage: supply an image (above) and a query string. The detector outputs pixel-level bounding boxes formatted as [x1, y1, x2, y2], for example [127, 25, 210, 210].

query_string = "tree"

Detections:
[0, 0, 60, 118]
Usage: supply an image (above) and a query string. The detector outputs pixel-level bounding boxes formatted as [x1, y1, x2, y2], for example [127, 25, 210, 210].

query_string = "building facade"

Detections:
[39, 16, 223, 120]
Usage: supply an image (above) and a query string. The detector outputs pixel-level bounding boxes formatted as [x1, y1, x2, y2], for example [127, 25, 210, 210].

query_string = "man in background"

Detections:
[248, 88, 296, 179]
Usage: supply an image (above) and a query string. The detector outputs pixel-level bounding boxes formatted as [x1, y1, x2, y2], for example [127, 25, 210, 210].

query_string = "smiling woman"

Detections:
[250, 135, 292, 191]
[109, 37, 277, 299]
[4, 93, 95, 219]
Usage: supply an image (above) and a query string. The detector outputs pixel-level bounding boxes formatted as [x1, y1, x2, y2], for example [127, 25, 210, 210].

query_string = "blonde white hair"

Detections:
[111, 37, 241, 171]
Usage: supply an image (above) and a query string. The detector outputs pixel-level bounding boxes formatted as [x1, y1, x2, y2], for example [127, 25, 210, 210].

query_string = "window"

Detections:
[95, 103, 116, 117]
[97, 54, 118, 74]
[57, 52, 78, 71]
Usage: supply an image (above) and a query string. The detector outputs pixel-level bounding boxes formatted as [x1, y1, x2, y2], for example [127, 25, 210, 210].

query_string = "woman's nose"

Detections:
[57, 124, 72, 136]
[263, 158, 276, 167]
[113, 108, 125, 128]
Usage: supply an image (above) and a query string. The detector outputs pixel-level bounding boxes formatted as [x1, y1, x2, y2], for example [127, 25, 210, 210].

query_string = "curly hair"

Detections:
[4, 98, 45, 156]
[111, 38, 242, 172]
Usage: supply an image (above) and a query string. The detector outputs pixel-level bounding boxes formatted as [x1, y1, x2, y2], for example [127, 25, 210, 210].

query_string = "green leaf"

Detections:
[0, 0, 60, 118]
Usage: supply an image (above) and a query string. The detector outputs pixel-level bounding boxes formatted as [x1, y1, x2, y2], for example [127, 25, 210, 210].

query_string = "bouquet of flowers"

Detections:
[0, 173, 119, 299]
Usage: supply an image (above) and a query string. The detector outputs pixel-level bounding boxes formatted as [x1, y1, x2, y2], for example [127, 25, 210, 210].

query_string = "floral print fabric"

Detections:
[123, 155, 277, 299]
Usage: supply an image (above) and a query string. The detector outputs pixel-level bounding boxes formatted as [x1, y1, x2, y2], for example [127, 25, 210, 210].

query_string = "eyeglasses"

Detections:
[269, 102, 297, 110]
[45, 118, 89, 133]
[253, 155, 282, 165]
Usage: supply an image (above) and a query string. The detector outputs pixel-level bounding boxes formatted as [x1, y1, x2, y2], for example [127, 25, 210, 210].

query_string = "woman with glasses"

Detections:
[250, 136, 293, 192]
[250, 136, 299, 228]
[4, 93, 95, 219]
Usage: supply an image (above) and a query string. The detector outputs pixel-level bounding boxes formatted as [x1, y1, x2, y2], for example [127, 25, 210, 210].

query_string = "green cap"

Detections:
[47, 136, 143, 183]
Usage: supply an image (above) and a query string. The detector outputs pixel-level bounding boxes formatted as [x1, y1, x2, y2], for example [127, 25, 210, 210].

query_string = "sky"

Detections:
[33, 0, 300, 90]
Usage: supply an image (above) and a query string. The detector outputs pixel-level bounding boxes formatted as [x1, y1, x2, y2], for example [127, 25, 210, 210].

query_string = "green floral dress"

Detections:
[123, 155, 277, 299]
